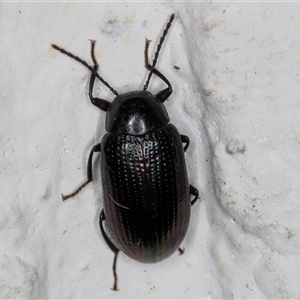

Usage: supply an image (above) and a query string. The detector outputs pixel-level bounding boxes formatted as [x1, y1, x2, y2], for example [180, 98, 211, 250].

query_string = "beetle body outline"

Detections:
[52, 13, 199, 291]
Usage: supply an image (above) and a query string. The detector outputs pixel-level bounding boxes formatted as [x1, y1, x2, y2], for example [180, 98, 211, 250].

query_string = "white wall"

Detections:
[1, 1, 300, 298]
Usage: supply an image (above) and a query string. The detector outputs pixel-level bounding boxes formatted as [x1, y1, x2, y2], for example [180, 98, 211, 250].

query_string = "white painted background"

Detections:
[1, 1, 300, 298]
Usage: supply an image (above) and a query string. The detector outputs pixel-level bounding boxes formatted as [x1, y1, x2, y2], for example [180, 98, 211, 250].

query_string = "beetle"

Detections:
[52, 13, 199, 291]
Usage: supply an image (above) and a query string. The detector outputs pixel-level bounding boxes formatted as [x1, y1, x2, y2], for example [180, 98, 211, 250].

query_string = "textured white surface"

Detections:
[1, 1, 300, 299]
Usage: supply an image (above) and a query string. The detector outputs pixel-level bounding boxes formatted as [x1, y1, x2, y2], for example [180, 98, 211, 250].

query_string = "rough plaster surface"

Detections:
[1, 1, 300, 299]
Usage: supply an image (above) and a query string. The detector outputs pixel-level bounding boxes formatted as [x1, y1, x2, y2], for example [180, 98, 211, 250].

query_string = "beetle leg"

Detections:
[143, 13, 174, 94]
[178, 247, 185, 255]
[181, 135, 190, 152]
[100, 210, 120, 291]
[61, 143, 101, 201]
[88, 40, 112, 111]
[190, 185, 199, 206]
[143, 39, 173, 103]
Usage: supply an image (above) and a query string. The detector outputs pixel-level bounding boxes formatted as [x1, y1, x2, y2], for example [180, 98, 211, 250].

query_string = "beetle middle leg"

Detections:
[88, 40, 112, 112]
[61, 144, 101, 201]
[181, 135, 190, 152]
[180, 136, 199, 205]
[190, 185, 199, 206]
[100, 210, 120, 291]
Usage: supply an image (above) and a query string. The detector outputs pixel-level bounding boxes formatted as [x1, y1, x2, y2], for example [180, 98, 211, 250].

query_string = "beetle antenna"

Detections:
[51, 44, 119, 96]
[143, 13, 175, 90]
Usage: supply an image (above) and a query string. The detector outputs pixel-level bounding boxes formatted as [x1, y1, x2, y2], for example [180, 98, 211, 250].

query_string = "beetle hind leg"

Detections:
[61, 143, 101, 201]
[100, 210, 120, 291]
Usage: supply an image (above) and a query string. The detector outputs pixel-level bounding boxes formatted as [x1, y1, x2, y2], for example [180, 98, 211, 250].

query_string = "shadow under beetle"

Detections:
[52, 13, 199, 291]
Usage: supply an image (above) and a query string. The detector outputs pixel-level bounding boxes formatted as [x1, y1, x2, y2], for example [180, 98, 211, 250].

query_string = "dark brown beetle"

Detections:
[52, 13, 199, 291]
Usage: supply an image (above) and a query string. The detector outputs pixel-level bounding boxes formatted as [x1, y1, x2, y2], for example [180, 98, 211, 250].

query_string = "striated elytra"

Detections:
[52, 13, 199, 291]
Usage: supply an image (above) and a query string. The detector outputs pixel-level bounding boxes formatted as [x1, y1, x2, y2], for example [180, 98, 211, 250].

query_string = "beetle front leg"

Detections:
[100, 210, 120, 291]
[51, 43, 118, 97]
[61, 143, 101, 201]
[88, 40, 112, 112]
[190, 184, 199, 206]
[143, 39, 172, 103]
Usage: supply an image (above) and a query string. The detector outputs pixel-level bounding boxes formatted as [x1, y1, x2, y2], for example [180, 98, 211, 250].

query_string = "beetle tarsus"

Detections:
[89, 39, 98, 71]
[100, 210, 120, 291]
[61, 180, 91, 201]
[178, 247, 185, 255]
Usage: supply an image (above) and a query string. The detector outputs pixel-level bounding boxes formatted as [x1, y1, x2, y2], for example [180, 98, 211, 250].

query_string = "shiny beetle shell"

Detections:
[101, 122, 189, 263]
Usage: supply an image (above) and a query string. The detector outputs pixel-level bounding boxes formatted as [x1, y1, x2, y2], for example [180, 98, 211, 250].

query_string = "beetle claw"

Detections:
[178, 247, 185, 255]
[111, 283, 119, 291]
